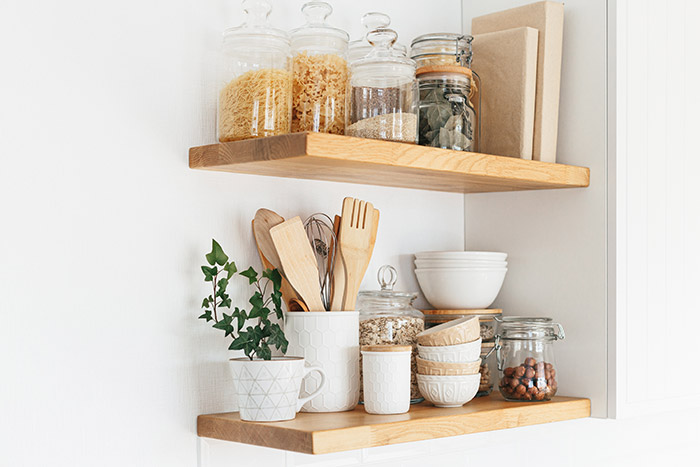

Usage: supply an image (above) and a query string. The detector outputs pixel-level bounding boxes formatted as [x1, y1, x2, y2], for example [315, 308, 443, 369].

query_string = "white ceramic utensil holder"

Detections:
[284, 311, 360, 412]
[361, 346, 412, 414]
[229, 357, 326, 422]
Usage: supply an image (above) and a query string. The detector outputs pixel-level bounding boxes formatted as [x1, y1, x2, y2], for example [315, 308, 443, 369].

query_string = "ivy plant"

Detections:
[198, 239, 288, 360]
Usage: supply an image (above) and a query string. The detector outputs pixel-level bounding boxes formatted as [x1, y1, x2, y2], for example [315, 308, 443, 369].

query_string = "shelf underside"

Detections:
[189, 133, 590, 194]
[197, 395, 590, 455]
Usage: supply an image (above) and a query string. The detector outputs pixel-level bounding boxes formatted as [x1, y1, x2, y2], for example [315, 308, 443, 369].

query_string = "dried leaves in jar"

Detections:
[419, 88, 474, 151]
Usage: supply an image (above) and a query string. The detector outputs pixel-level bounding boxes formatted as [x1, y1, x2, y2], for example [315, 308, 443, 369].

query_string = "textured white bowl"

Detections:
[417, 374, 480, 407]
[417, 338, 482, 362]
[415, 259, 508, 269]
[415, 251, 508, 261]
[415, 268, 507, 309]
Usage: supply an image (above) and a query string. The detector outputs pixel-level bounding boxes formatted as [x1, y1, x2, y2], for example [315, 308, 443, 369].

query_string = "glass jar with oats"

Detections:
[357, 265, 425, 403]
[290, 2, 349, 135]
[218, 0, 292, 142]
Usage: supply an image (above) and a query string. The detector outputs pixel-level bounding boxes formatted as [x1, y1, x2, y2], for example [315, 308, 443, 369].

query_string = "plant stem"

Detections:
[212, 271, 219, 322]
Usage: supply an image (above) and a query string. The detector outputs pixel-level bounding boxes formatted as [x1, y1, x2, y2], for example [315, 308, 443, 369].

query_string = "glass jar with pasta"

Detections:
[290, 2, 349, 135]
[218, 0, 292, 142]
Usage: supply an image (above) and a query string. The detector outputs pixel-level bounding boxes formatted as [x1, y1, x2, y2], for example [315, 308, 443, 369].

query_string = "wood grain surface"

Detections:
[197, 395, 590, 455]
[189, 133, 590, 194]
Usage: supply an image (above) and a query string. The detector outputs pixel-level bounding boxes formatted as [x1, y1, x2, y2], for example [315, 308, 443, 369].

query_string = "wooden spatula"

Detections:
[252, 217, 300, 309]
[270, 216, 326, 312]
[339, 198, 378, 311]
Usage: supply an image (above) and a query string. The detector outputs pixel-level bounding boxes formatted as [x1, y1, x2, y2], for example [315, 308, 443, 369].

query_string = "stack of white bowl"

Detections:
[414, 251, 508, 309]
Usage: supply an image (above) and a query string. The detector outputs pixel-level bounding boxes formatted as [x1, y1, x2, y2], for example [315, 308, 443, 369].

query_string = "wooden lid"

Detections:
[422, 309, 502, 315]
[361, 345, 412, 352]
[416, 65, 473, 77]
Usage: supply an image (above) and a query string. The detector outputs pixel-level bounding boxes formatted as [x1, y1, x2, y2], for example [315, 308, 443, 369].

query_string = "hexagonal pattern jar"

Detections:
[284, 311, 360, 412]
[361, 345, 411, 414]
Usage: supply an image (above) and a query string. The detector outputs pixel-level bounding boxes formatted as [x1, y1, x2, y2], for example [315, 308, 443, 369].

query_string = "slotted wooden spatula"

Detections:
[339, 198, 378, 311]
[270, 216, 326, 312]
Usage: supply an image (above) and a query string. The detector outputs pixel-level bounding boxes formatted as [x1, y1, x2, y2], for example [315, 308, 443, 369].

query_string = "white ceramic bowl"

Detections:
[417, 374, 480, 407]
[415, 259, 508, 269]
[417, 338, 482, 363]
[415, 268, 507, 309]
[415, 251, 508, 261]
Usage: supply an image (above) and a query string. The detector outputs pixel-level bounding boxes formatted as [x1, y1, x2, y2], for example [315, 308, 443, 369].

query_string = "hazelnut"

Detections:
[545, 363, 553, 371]
[515, 384, 527, 395]
[523, 392, 533, 400]
[528, 386, 539, 396]
[545, 370, 551, 380]
[525, 367, 536, 379]
[504, 367, 515, 377]
[515, 366, 526, 378]
[524, 357, 537, 367]
[535, 391, 546, 401]
[509, 377, 520, 388]
[550, 368, 557, 378]
[521, 377, 532, 387]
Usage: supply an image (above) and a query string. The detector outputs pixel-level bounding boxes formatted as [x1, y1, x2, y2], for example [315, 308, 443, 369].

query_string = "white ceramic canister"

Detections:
[284, 311, 360, 412]
[361, 345, 412, 414]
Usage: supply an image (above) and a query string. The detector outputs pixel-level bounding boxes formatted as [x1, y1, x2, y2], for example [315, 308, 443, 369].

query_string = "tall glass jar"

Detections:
[218, 0, 292, 142]
[290, 1, 349, 135]
[495, 318, 565, 401]
[417, 68, 478, 151]
[357, 265, 425, 403]
[411, 33, 481, 151]
[347, 28, 418, 143]
[348, 12, 407, 64]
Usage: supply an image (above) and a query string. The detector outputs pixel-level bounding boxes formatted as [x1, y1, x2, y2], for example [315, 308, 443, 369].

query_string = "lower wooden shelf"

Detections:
[197, 395, 590, 455]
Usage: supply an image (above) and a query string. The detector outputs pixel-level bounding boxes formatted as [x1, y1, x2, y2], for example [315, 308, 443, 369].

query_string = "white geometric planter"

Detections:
[229, 357, 326, 422]
[285, 312, 360, 412]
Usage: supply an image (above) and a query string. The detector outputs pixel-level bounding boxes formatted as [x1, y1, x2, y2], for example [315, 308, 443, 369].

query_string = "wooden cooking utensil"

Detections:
[287, 298, 309, 312]
[339, 198, 378, 311]
[251, 214, 299, 311]
[329, 214, 344, 311]
[253, 209, 285, 270]
[270, 216, 326, 312]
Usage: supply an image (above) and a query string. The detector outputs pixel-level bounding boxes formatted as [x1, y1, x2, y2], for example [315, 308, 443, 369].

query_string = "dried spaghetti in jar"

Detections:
[217, 0, 292, 142]
[290, 2, 349, 134]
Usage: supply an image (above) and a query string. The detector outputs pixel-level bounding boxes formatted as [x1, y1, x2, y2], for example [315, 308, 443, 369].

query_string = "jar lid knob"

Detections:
[242, 0, 272, 26]
[361, 12, 391, 32]
[302, 1, 332, 25]
[377, 265, 397, 291]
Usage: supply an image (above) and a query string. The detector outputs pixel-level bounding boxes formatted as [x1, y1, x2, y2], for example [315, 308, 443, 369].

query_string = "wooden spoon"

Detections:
[270, 216, 326, 312]
[252, 210, 301, 309]
[339, 198, 378, 311]
[329, 215, 345, 311]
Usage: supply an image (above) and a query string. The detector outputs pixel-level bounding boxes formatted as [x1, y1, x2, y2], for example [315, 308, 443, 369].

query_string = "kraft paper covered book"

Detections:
[472, 1, 564, 163]
[472, 27, 538, 159]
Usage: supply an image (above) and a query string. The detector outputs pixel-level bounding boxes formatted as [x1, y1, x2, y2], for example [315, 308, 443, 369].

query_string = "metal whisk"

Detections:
[303, 213, 337, 311]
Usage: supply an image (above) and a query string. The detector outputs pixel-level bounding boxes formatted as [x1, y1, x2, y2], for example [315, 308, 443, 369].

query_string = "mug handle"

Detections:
[296, 365, 327, 412]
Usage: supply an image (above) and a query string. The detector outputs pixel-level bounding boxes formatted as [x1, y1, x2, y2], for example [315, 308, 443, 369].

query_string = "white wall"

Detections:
[0, 1, 462, 466]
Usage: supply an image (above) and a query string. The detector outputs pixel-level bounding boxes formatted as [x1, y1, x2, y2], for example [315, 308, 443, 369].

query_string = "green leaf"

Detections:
[234, 307, 247, 331]
[217, 277, 229, 291]
[198, 310, 213, 322]
[268, 323, 288, 354]
[239, 267, 258, 284]
[248, 306, 262, 319]
[249, 292, 264, 310]
[201, 265, 217, 281]
[212, 313, 233, 335]
[256, 343, 272, 361]
[224, 262, 238, 279]
[262, 268, 282, 291]
[206, 239, 229, 266]
[201, 298, 210, 308]
[220, 297, 232, 308]
[229, 334, 248, 351]
[271, 290, 283, 318]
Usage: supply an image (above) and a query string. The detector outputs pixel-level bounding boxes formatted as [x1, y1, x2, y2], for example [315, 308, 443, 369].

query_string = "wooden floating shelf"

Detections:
[189, 133, 590, 194]
[197, 395, 590, 455]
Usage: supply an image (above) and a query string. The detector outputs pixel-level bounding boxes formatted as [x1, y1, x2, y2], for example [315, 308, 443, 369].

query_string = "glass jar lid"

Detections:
[357, 265, 418, 306]
[351, 28, 416, 84]
[290, 1, 349, 53]
[348, 12, 406, 63]
[223, 0, 289, 51]
[496, 318, 565, 342]
[410, 33, 474, 68]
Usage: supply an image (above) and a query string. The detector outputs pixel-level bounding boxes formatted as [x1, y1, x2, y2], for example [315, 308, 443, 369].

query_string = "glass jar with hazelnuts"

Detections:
[495, 317, 565, 402]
